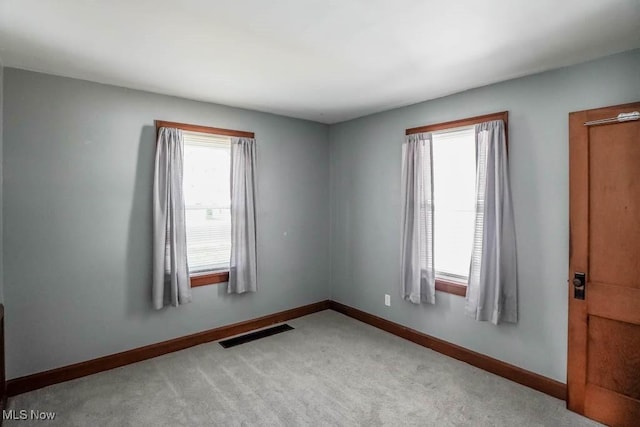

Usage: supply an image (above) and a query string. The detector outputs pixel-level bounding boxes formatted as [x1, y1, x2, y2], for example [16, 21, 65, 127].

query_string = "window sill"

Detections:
[435, 278, 467, 297]
[190, 271, 229, 288]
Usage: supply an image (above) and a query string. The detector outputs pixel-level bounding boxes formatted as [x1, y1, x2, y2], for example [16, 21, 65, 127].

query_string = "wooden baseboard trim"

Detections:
[6, 299, 566, 401]
[7, 300, 331, 397]
[329, 300, 567, 400]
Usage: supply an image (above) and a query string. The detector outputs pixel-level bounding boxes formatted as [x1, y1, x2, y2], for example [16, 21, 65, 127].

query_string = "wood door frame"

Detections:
[567, 107, 589, 413]
[567, 101, 640, 414]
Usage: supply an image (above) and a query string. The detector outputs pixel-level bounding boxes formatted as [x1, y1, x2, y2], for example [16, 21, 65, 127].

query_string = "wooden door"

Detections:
[568, 102, 640, 426]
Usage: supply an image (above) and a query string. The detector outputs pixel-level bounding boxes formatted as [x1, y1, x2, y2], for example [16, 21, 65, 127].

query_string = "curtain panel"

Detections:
[228, 137, 258, 294]
[400, 132, 436, 304]
[153, 127, 191, 309]
[465, 120, 518, 324]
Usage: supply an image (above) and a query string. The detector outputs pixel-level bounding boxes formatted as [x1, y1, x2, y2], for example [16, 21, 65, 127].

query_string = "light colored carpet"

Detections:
[6, 310, 601, 426]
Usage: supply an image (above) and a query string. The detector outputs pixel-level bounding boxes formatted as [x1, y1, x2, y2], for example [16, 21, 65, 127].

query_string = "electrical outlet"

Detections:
[384, 294, 391, 307]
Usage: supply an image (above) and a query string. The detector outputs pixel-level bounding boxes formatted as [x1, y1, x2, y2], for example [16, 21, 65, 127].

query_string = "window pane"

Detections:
[182, 132, 231, 273]
[432, 127, 476, 281]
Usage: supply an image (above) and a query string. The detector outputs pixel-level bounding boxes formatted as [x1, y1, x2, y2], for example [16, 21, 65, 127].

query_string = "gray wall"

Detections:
[3, 69, 330, 379]
[3, 50, 639, 383]
[0, 63, 4, 303]
[0, 63, 3, 304]
[329, 49, 640, 382]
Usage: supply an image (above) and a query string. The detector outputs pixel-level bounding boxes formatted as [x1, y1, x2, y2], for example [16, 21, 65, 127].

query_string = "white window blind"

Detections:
[182, 131, 231, 273]
[432, 126, 476, 283]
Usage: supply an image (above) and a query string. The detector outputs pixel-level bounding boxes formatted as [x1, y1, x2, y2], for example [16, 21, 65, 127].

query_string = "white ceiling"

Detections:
[0, 0, 639, 123]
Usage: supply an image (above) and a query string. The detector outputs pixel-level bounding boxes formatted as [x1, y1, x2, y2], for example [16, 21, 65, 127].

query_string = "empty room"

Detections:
[0, 0, 639, 425]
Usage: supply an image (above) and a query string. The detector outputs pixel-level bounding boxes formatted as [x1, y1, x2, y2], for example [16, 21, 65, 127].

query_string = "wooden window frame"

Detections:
[155, 120, 254, 287]
[155, 120, 255, 139]
[405, 111, 509, 297]
[190, 271, 230, 288]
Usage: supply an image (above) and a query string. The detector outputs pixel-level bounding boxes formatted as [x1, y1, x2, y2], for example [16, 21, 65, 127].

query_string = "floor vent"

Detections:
[219, 324, 294, 348]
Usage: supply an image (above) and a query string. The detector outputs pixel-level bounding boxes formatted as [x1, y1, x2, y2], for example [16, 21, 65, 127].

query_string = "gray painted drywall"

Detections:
[3, 69, 330, 379]
[0, 63, 3, 304]
[3, 49, 639, 384]
[329, 49, 640, 382]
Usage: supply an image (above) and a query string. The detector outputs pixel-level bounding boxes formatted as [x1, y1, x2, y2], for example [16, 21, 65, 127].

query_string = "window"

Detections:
[155, 120, 255, 287]
[182, 131, 232, 275]
[432, 127, 476, 285]
[405, 111, 508, 296]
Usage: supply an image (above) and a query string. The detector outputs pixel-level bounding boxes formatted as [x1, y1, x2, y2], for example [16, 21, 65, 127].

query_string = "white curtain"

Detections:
[400, 132, 435, 304]
[153, 127, 191, 309]
[466, 120, 517, 324]
[228, 137, 258, 294]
